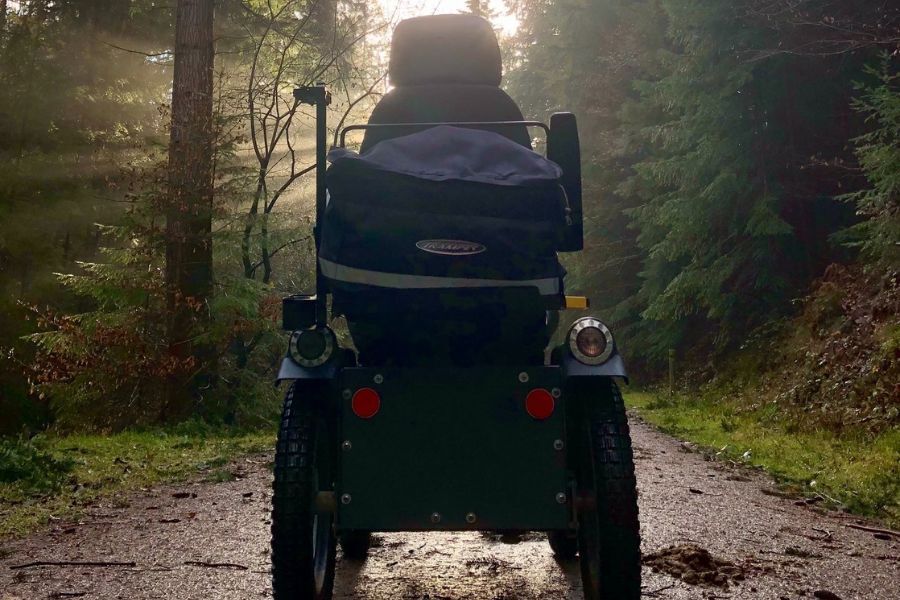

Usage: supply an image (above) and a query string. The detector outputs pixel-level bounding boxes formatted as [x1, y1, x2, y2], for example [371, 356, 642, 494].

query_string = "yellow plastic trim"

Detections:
[564, 296, 590, 310]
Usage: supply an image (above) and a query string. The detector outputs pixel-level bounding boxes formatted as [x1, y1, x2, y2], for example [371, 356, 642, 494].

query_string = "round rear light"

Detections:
[296, 330, 327, 360]
[289, 326, 335, 367]
[576, 327, 607, 358]
[351, 388, 381, 419]
[525, 388, 555, 420]
[568, 317, 614, 365]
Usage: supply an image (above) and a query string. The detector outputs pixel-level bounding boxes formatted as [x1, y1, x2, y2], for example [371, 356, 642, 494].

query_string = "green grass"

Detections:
[0, 424, 275, 538]
[625, 391, 900, 527]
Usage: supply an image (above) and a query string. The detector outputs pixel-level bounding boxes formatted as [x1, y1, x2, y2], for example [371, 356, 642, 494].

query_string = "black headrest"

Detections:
[389, 15, 502, 87]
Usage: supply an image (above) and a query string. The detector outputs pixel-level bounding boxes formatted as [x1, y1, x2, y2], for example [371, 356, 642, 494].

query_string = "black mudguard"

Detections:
[276, 357, 340, 383]
[558, 349, 628, 383]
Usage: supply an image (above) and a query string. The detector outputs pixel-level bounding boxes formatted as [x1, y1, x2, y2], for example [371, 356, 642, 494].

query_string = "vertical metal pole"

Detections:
[668, 348, 675, 396]
[293, 84, 331, 328]
[314, 86, 328, 326]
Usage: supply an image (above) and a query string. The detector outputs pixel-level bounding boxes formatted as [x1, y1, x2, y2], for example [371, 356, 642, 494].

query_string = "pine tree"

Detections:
[619, 0, 794, 357]
[465, 0, 496, 19]
[507, 0, 665, 337]
[839, 54, 900, 266]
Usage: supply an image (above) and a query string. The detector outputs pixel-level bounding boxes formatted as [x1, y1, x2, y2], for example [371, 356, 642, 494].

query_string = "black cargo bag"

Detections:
[320, 126, 570, 299]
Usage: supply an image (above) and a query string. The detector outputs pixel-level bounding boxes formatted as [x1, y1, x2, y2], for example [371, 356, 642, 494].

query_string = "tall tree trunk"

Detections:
[1, 0, 7, 33]
[165, 0, 215, 420]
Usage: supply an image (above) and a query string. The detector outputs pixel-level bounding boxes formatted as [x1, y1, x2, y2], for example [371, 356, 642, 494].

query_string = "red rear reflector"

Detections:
[351, 387, 381, 419]
[525, 388, 555, 420]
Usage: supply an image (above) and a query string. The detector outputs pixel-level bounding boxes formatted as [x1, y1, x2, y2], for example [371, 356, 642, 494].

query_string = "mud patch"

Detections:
[643, 544, 745, 587]
[479, 531, 546, 544]
[464, 556, 519, 574]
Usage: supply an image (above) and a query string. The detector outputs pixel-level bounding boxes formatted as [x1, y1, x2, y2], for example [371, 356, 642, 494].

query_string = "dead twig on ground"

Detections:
[845, 524, 900, 538]
[183, 560, 248, 570]
[10, 560, 137, 570]
[642, 583, 676, 596]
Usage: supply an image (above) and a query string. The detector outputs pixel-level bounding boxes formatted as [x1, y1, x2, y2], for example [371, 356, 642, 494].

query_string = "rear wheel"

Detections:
[571, 378, 641, 600]
[339, 530, 372, 560]
[271, 383, 336, 600]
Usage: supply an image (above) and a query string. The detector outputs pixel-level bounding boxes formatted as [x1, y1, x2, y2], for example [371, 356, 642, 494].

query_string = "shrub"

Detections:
[0, 436, 73, 496]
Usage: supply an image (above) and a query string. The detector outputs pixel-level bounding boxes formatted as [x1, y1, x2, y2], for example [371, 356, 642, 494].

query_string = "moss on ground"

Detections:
[625, 390, 900, 527]
[0, 425, 274, 538]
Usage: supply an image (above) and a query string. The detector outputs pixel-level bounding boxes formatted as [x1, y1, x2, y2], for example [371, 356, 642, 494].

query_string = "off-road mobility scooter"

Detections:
[272, 14, 640, 599]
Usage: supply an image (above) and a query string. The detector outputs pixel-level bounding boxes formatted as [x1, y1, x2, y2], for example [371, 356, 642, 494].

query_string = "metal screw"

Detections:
[430, 512, 442, 524]
[465, 512, 477, 524]
[553, 439, 564, 451]
[373, 373, 384, 384]
[556, 492, 567, 504]
[518, 372, 529, 383]
[342, 440, 352, 451]
[551, 387, 562, 398]
[341, 493, 352, 505]
[342, 389, 352, 400]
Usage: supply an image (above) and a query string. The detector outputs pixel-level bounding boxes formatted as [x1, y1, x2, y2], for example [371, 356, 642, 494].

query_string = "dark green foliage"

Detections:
[616, 1, 879, 361]
[620, 0, 796, 357]
[510, 0, 888, 371]
[508, 0, 664, 332]
[839, 54, 900, 266]
[1, 0, 362, 430]
[0, 436, 73, 496]
[26, 204, 283, 430]
[0, 1, 173, 431]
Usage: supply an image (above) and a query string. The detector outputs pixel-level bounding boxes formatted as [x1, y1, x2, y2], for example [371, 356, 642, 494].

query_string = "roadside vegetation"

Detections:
[0, 423, 274, 538]
[627, 391, 899, 527]
[626, 250, 899, 527]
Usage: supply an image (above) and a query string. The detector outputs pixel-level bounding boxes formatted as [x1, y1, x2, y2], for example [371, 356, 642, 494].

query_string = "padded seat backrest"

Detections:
[361, 14, 530, 153]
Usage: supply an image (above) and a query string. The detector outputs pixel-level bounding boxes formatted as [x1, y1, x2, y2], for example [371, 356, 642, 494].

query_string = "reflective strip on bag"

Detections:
[319, 257, 560, 296]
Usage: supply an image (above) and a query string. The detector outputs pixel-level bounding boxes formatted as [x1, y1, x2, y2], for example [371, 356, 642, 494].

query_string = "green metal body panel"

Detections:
[336, 367, 570, 532]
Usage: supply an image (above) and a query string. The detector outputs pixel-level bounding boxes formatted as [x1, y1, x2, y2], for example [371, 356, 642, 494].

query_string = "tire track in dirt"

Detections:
[1, 419, 897, 599]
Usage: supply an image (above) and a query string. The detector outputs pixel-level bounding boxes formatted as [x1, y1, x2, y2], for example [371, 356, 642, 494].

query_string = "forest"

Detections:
[0, 0, 898, 533]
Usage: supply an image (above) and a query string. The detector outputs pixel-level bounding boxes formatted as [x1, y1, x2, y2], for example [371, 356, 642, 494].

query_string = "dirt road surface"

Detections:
[2, 417, 897, 599]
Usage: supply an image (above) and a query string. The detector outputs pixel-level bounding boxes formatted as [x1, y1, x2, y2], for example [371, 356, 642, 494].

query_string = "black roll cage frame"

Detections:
[292, 84, 581, 329]
[338, 121, 551, 148]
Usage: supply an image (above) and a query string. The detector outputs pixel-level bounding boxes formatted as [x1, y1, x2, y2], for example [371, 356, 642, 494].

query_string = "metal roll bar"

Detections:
[339, 121, 550, 148]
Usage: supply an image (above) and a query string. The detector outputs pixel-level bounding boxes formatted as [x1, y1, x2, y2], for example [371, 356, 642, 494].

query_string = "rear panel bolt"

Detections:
[373, 374, 384, 384]
[341, 493, 352, 505]
[553, 439, 564, 451]
[556, 492, 567, 504]
[551, 387, 562, 398]
[465, 512, 477, 524]
[518, 372, 529, 383]
[342, 440, 352, 451]
[342, 389, 352, 400]
[430, 512, 442, 524]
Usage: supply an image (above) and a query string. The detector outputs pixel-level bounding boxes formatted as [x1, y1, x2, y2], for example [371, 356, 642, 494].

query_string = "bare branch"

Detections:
[100, 40, 172, 59]
[332, 69, 387, 147]
[248, 236, 313, 276]
[265, 163, 315, 214]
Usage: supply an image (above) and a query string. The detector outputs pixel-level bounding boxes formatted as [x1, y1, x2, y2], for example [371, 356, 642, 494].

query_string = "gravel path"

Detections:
[1, 418, 897, 599]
